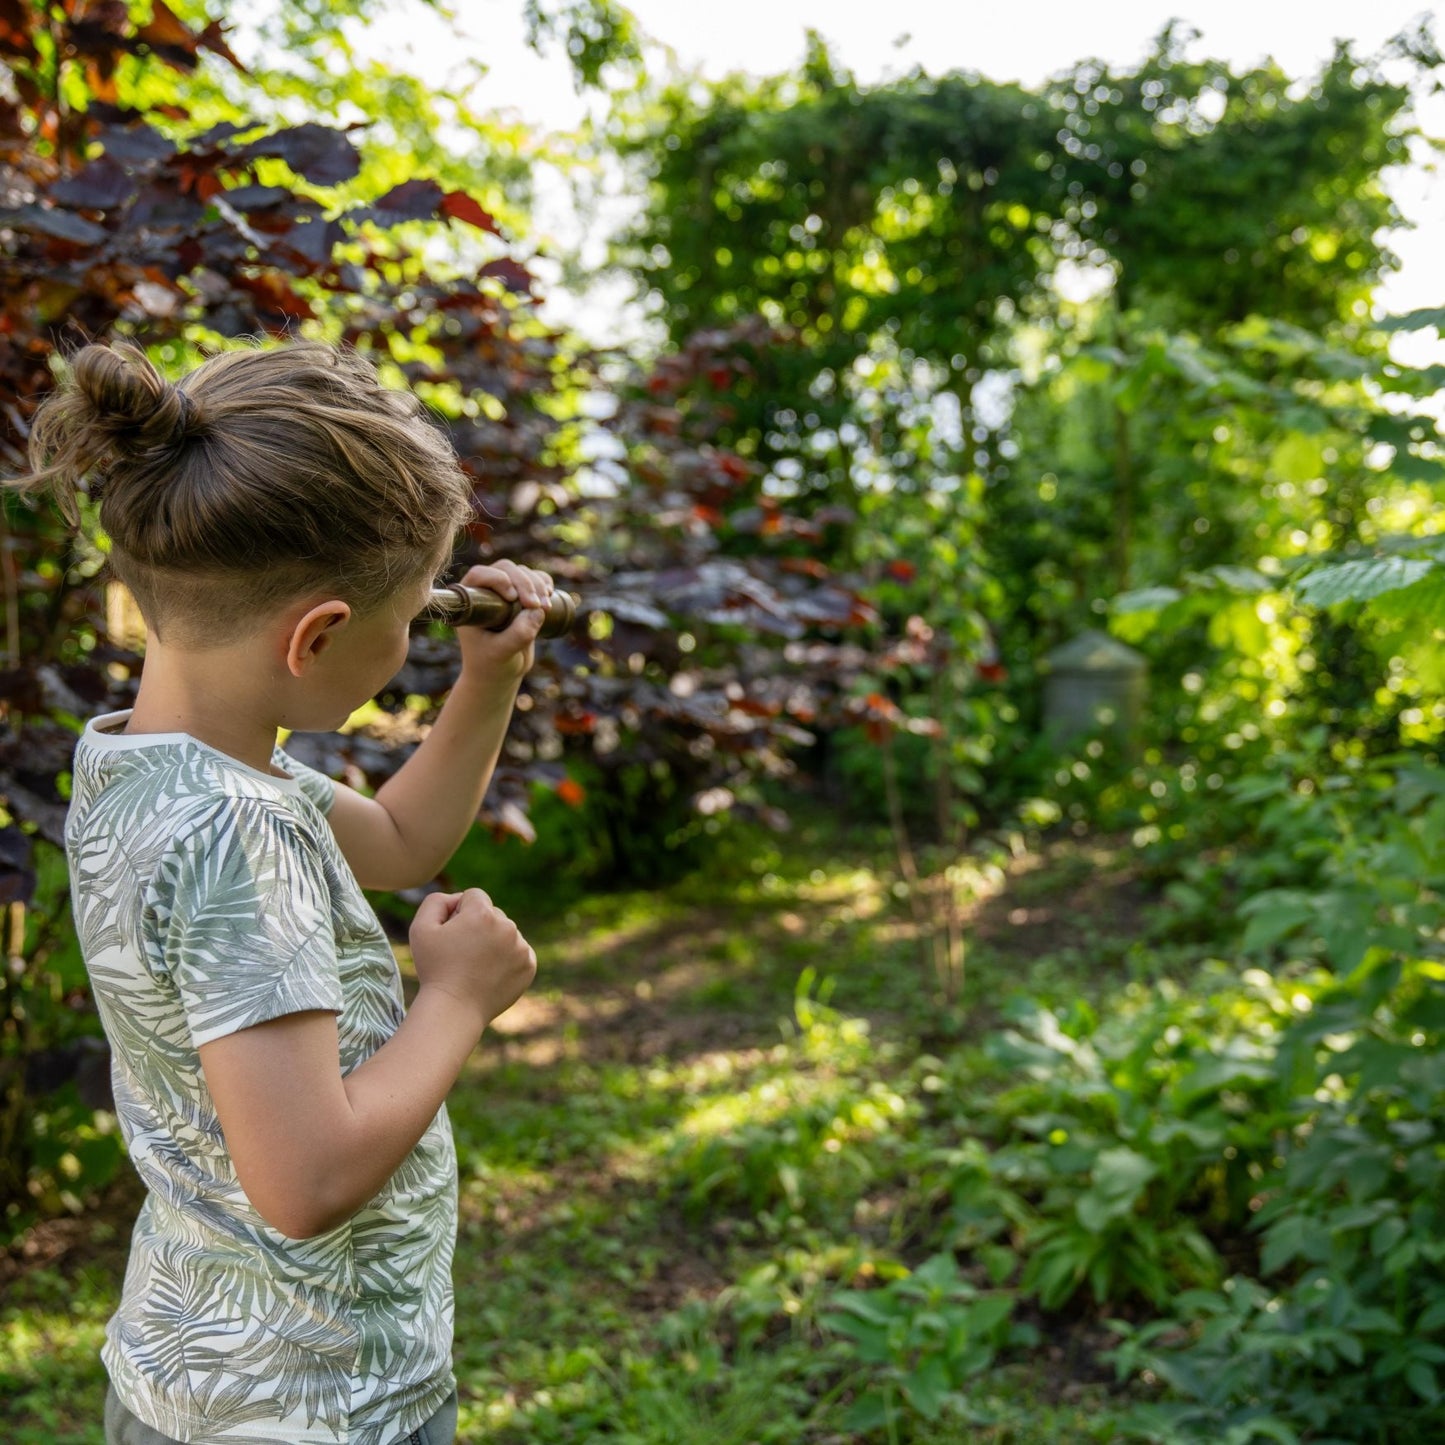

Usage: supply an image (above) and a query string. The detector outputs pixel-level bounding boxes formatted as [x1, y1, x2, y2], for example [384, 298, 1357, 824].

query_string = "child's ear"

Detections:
[285, 600, 351, 677]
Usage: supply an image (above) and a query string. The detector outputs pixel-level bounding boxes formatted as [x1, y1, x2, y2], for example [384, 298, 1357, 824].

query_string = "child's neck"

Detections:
[124, 639, 284, 779]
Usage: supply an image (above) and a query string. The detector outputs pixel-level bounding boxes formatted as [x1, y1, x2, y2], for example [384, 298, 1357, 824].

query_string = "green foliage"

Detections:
[823, 1253, 1024, 1431]
[523, 0, 642, 90]
[658, 973, 911, 1232]
[920, 978, 1287, 1311]
[892, 752, 1445, 1439]
[609, 20, 1442, 846]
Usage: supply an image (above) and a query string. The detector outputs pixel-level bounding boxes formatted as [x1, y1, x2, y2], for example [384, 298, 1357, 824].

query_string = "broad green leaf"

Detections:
[1406, 1362, 1440, 1403]
[911, 1252, 963, 1293]
[842, 1392, 891, 1433]
[1172, 1054, 1277, 1105]
[1368, 567, 1445, 627]
[967, 1294, 1014, 1338]
[1238, 891, 1316, 952]
[1111, 585, 1184, 614]
[1193, 565, 1274, 594]
[904, 1354, 953, 1418]
[1376, 305, 1445, 332]
[1293, 558, 1435, 608]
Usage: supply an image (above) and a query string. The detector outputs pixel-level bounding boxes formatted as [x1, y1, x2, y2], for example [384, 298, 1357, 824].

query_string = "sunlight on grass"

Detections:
[6, 814, 1165, 1445]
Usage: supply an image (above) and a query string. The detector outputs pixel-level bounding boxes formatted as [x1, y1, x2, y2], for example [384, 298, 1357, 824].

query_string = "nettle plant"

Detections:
[1102, 754, 1445, 1442]
[903, 752, 1445, 1440]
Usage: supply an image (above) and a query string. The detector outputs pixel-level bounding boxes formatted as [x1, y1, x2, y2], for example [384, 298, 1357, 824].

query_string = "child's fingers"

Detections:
[460, 560, 554, 608]
[505, 602, 547, 637]
[453, 887, 494, 914]
[412, 891, 462, 926]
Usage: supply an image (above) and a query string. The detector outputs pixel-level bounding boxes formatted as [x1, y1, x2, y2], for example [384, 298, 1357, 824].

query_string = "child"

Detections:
[12, 338, 549, 1445]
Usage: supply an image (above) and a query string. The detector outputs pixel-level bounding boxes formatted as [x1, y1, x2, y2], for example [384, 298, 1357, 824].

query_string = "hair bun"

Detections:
[70, 341, 191, 448]
[9, 339, 197, 528]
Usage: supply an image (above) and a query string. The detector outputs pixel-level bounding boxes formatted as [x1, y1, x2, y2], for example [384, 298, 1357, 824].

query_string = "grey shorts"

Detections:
[103, 1382, 459, 1445]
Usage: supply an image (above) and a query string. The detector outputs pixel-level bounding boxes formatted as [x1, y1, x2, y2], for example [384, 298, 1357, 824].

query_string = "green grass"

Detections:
[1, 805, 1160, 1443]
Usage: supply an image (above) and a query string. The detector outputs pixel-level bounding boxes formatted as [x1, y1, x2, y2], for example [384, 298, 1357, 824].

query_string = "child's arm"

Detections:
[322, 561, 553, 891]
[199, 888, 534, 1239]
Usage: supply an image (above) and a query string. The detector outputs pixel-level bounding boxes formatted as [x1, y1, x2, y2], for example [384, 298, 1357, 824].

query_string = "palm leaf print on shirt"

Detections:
[66, 718, 458, 1444]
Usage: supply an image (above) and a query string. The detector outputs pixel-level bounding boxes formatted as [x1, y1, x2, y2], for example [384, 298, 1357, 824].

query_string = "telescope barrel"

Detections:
[422, 582, 578, 640]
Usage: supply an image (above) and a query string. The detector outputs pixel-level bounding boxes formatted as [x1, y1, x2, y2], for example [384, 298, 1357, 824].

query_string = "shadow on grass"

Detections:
[2, 811, 1174, 1445]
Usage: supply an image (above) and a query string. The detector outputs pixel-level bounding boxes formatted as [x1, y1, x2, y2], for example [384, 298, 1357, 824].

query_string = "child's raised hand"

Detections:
[453, 559, 555, 684]
[409, 888, 537, 1027]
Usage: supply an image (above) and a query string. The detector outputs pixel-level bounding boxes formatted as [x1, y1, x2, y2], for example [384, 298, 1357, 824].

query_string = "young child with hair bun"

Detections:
[12, 338, 549, 1445]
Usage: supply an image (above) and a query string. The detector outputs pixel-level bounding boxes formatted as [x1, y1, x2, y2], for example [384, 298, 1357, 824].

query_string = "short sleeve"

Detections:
[273, 743, 337, 815]
[148, 796, 345, 1049]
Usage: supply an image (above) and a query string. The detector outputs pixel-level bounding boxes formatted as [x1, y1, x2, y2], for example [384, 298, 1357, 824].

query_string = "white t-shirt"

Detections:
[66, 710, 457, 1445]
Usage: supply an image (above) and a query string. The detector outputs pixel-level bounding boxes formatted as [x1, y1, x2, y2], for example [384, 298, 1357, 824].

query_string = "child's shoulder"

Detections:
[70, 720, 322, 860]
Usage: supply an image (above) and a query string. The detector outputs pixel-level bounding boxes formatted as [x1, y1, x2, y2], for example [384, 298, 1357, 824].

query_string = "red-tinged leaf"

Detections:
[196, 18, 246, 72]
[235, 123, 362, 186]
[477, 258, 535, 296]
[864, 692, 894, 714]
[82, 57, 120, 105]
[232, 272, 314, 325]
[692, 503, 724, 527]
[643, 405, 682, 436]
[717, 453, 750, 481]
[780, 557, 830, 578]
[731, 696, 780, 718]
[277, 217, 344, 272]
[555, 710, 598, 735]
[976, 661, 1008, 683]
[97, 121, 176, 164]
[0, 0, 37, 58]
[886, 559, 917, 582]
[556, 777, 586, 807]
[50, 156, 132, 210]
[645, 374, 672, 396]
[371, 178, 445, 222]
[223, 184, 290, 211]
[137, 0, 199, 50]
[190, 119, 256, 149]
[0, 204, 107, 245]
[134, 0, 221, 73]
[760, 512, 784, 536]
[865, 719, 892, 744]
[706, 365, 732, 388]
[174, 161, 211, 198]
[440, 189, 501, 234]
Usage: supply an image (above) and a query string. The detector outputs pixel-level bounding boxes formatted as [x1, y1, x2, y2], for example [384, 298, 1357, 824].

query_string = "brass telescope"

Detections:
[421, 582, 579, 640]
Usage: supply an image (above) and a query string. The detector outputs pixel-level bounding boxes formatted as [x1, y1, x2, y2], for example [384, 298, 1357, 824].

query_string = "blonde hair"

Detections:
[11, 338, 474, 646]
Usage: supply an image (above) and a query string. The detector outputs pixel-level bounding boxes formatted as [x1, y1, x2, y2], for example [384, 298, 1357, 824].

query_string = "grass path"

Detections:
[2, 811, 1161, 1442]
